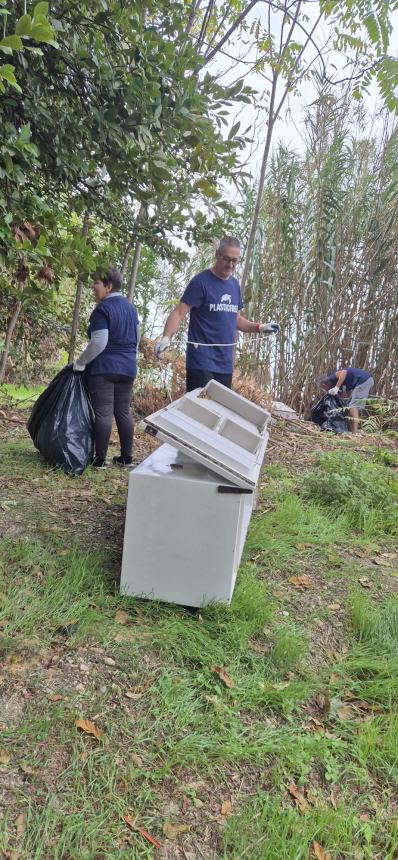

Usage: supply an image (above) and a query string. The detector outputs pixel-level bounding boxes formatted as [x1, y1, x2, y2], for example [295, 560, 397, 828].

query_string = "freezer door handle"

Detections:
[217, 485, 253, 494]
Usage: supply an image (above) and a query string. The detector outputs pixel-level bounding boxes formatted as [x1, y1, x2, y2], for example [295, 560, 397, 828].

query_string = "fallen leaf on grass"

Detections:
[48, 693, 64, 702]
[381, 551, 397, 559]
[312, 841, 332, 860]
[315, 693, 330, 713]
[163, 822, 191, 840]
[288, 782, 309, 812]
[204, 694, 219, 705]
[181, 795, 191, 814]
[335, 703, 363, 721]
[16, 813, 25, 838]
[113, 630, 139, 643]
[329, 788, 338, 809]
[359, 577, 371, 588]
[1, 500, 18, 511]
[303, 716, 324, 734]
[212, 665, 234, 688]
[20, 764, 35, 776]
[75, 718, 104, 740]
[220, 800, 233, 817]
[114, 610, 131, 625]
[288, 575, 312, 589]
[328, 603, 341, 611]
[0, 749, 10, 765]
[352, 699, 372, 711]
[306, 716, 323, 727]
[125, 677, 154, 700]
[131, 753, 143, 767]
[124, 815, 161, 848]
[295, 542, 313, 550]
[250, 639, 271, 656]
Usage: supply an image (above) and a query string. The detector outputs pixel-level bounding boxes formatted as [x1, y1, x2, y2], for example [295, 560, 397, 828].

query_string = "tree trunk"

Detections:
[127, 239, 142, 303]
[0, 300, 22, 383]
[184, 0, 202, 36]
[68, 211, 90, 363]
[127, 203, 146, 303]
[120, 239, 133, 282]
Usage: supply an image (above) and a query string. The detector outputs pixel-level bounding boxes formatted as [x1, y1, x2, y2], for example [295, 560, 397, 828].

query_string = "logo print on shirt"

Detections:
[209, 291, 238, 313]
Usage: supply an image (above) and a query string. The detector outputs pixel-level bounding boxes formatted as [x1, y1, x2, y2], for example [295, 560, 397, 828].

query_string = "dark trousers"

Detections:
[186, 368, 232, 392]
[87, 374, 134, 461]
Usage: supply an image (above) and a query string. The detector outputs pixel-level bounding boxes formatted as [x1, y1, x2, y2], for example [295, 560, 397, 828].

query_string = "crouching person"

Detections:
[319, 366, 374, 434]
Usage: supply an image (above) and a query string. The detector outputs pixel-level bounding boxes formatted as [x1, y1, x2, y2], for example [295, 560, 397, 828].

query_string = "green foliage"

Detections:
[374, 448, 398, 468]
[350, 592, 398, 657]
[357, 712, 398, 788]
[0, 539, 110, 646]
[0, 1, 252, 256]
[223, 793, 382, 860]
[363, 398, 398, 433]
[301, 451, 398, 535]
[324, 0, 398, 113]
[0, 381, 44, 405]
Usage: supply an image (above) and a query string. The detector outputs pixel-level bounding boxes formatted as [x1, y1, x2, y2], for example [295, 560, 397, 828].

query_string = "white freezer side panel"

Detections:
[120, 448, 253, 606]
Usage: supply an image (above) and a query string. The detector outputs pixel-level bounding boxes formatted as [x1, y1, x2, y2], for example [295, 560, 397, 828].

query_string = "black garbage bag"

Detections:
[27, 366, 94, 474]
[310, 393, 349, 434]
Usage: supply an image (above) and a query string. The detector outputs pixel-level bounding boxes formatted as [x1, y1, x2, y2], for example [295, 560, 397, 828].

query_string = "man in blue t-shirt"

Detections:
[73, 269, 140, 468]
[319, 367, 374, 434]
[154, 236, 279, 391]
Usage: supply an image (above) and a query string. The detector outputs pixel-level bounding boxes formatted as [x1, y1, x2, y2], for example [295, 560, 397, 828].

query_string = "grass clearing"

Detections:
[0, 423, 398, 858]
[0, 382, 45, 407]
[301, 450, 398, 536]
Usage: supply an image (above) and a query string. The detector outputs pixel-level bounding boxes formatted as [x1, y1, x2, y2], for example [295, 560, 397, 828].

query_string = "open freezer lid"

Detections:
[140, 379, 271, 489]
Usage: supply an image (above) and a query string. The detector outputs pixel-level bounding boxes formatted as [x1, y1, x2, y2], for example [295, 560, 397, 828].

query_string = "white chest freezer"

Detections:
[120, 381, 270, 607]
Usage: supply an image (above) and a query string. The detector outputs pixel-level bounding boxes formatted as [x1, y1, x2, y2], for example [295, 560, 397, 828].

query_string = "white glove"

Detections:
[73, 359, 86, 372]
[260, 321, 280, 335]
[328, 386, 339, 396]
[154, 335, 170, 357]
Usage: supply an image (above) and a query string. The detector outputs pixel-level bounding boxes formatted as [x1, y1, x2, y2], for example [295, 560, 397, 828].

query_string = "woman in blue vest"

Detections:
[73, 269, 140, 469]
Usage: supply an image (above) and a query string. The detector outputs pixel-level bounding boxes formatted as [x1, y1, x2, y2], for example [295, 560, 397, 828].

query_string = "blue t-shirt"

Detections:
[86, 293, 139, 378]
[181, 269, 243, 373]
[331, 367, 372, 391]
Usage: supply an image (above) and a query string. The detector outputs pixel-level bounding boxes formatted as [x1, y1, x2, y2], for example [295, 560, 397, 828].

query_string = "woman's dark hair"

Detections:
[103, 269, 122, 291]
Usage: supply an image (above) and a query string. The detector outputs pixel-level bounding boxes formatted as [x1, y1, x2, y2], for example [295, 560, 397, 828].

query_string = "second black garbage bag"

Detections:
[310, 393, 349, 434]
[27, 366, 94, 475]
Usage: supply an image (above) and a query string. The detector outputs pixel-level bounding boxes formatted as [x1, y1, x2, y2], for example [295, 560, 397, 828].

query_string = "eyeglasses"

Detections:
[219, 255, 240, 265]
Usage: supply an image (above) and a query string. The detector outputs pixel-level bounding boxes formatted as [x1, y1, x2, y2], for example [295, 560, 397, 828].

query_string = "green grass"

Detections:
[222, 793, 398, 859]
[0, 382, 45, 406]
[301, 450, 398, 536]
[1, 433, 398, 858]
